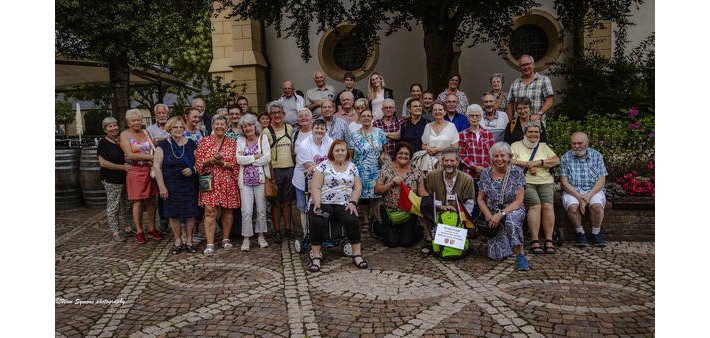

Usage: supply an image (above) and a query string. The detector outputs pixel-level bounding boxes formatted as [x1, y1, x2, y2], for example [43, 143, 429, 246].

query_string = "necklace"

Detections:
[170, 137, 185, 159]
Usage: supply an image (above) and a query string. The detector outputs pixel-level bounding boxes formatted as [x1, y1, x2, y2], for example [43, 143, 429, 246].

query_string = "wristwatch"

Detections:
[499, 210, 507, 216]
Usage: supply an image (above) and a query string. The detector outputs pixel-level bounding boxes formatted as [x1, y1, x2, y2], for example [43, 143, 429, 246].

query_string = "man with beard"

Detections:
[560, 132, 608, 248]
[421, 91, 435, 120]
[480, 93, 509, 143]
[420, 148, 475, 253]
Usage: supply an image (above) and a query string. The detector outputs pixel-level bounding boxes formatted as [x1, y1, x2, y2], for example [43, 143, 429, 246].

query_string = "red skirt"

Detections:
[126, 165, 158, 200]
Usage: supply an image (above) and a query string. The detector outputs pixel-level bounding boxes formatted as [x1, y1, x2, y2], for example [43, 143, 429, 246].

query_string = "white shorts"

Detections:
[562, 190, 606, 210]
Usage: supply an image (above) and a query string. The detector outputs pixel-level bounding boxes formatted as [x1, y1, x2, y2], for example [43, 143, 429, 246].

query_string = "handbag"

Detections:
[475, 165, 512, 238]
[264, 165, 278, 199]
[198, 136, 225, 193]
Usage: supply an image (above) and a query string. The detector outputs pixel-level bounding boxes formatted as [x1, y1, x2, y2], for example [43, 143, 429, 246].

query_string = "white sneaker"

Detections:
[222, 239, 233, 250]
[258, 236, 269, 248]
[241, 238, 250, 251]
[203, 244, 214, 256]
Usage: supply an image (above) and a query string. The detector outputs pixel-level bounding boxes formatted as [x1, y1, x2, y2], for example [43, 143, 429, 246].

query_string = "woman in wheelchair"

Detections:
[308, 140, 368, 272]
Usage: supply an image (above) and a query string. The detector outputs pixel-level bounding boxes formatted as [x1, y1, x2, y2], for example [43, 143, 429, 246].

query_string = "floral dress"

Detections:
[195, 136, 240, 208]
[477, 165, 526, 260]
[350, 127, 387, 199]
[377, 162, 424, 210]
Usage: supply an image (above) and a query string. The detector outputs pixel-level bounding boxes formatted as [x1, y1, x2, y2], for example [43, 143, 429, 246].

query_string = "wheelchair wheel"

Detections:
[342, 241, 352, 257]
[294, 238, 302, 254]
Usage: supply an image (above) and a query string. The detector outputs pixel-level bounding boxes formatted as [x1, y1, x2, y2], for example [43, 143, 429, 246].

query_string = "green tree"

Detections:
[56, 0, 211, 126]
[215, 0, 537, 93]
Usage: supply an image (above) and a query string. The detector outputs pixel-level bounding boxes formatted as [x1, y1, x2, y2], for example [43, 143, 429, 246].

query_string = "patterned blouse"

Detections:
[312, 160, 360, 206]
[377, 162, 424, 210]
[477, 165, 526, 213]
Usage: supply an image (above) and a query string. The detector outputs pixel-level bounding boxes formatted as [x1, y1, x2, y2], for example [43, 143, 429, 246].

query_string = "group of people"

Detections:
[96, 54, 610, 272]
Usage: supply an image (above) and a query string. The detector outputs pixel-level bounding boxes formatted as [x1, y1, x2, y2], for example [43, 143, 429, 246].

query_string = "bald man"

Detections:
[305, 71, 335, 119]
[277, 80, 306, 125]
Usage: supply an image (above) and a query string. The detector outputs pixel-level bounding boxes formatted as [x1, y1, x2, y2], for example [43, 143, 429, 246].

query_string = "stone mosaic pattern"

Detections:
[56, 207, 654, 337]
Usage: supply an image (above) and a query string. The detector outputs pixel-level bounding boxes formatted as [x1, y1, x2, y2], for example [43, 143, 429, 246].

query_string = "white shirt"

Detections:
[421, 121, 459, 149]
[278, 94, 306, 125]
[292, 134, 333, 191]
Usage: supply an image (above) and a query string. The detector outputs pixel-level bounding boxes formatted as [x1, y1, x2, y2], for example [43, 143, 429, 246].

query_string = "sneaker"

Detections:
[136, 232, 146, 244]
[222, 239, 233, 250]
[241, 238, 251, 251]
[203, 244, 214, 256]
[592, 232, 606, 247]
[576, 232, 588, 247]
[258, 236, 269, 248]
[112, 232, 125, 242]
[516, 254, 530, 271]
[148, 229, 163, 240]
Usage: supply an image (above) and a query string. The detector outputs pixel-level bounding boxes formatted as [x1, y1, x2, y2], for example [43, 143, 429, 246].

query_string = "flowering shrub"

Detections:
[615, 170, 654, 196]
[546, 107, 655, 183]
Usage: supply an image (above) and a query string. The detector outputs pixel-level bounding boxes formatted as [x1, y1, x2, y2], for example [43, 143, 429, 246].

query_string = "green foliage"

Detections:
[172, 76, 246, 117]
[84, 109, 112, 136]
[551, 28, 654, 120]
[55, 98, 74, 125]
[546, 107, 654, 182]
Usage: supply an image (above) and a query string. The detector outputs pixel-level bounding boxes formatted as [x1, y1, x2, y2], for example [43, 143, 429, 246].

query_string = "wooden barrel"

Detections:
[56, 148, 83, 209]
[80, 147, 106, 208]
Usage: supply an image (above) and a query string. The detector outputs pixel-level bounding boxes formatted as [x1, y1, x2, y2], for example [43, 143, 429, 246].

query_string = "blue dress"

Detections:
[477, 165, 527, 260]
[350, 128, 387, 199]
[158, 139, 198, 218]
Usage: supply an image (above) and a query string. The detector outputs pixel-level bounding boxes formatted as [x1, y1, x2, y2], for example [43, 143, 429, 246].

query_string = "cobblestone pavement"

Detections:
[56, 207, 654, 337]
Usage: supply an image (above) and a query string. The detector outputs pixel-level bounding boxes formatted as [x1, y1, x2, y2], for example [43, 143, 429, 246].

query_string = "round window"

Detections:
[318, 24, 379, 81]
[502, 9, 563, 72]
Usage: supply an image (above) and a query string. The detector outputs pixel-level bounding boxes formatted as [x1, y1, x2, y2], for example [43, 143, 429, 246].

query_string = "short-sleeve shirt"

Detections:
[265, 124, 295, 168]
[479, 111, 509, 143]
[422, 122, 459, 149]
[305, 85, 335, 118]
[146, 124, 169, 142]
[560, 148, 608, 193]
[510, 141, 557, 185]
[507, 73, 554, 115]
[378, 162, 424, 210]
[97, 138, 126, 184]
[278, 94, 306, 125]
[372, 116, 404, 158]
[184, 129, 204, 144]
[313, 160, 359, 206]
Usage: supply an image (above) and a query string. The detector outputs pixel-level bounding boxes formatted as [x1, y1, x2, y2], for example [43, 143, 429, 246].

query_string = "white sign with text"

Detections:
[433, 223, 467, 250]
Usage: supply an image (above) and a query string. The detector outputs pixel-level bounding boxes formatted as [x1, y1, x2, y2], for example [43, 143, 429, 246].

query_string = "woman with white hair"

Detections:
[236, 113, 272, 251]
[119, 109, 162, 244]
[477, 142, 529, 271]
[98, 117, 131, 241]
[459, 104, 495, 179]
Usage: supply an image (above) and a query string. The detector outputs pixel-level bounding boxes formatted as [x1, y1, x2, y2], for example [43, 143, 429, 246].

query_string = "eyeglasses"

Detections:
[467, 114, 482, 118]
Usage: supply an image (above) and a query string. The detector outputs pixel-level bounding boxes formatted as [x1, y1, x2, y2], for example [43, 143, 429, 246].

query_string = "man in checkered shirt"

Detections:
[506, 54, 555, 122]
[559, 132, 608, 248]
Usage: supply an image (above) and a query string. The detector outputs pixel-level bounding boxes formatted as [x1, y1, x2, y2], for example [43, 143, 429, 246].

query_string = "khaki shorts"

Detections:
[524, 183, 555, 206]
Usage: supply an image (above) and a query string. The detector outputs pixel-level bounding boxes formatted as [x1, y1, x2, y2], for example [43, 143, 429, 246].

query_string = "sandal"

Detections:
[420, 242, 432, 254]
[185, 244, 196, 253]
[361, 223, 370, 233]
[352, 255, 368, 269]
[544, 240, 556, 254]
[171, 244, 184, 255]
[530, 240, 544, 255]
[308, 256, 322, 273]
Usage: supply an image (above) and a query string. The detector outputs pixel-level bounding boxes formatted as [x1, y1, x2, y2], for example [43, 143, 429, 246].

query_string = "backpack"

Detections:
[431, 210, 471, 260]
[266, 124, 296, 162]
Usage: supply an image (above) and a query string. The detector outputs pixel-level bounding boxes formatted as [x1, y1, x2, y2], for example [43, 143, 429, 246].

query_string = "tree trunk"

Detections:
[108, 55, 131, 127]
[572, 12, 586, 58]
[422, 22, 456, 95]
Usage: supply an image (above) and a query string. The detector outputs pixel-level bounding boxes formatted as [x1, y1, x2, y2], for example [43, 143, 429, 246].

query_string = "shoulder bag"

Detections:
[199, 137, 225, 192]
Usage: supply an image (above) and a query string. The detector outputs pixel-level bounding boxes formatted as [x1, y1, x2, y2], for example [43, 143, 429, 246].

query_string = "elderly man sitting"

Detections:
[559, 132, 608, 247]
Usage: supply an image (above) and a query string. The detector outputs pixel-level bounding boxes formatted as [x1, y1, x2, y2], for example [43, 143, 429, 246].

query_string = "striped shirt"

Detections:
[458, 127, 495, 177]
[560, 148, 608, 193]
[507, 73, 554, 115]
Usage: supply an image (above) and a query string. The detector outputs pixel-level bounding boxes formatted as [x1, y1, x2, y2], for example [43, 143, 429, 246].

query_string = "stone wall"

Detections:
[552, 196, 655, 242]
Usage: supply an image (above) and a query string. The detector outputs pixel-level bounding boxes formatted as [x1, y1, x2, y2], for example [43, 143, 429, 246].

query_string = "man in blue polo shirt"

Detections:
[443, 93, 469, 132]
[559, 132, 608, 248]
